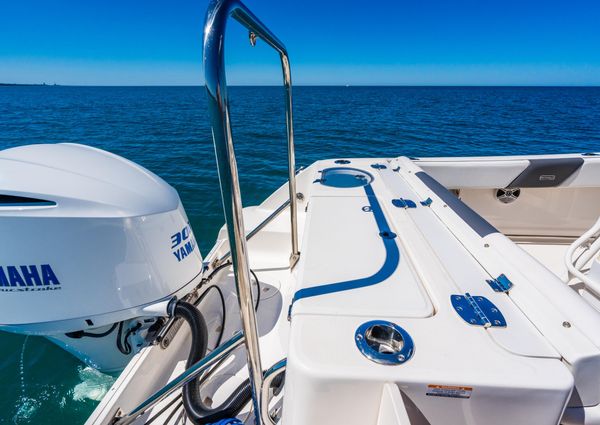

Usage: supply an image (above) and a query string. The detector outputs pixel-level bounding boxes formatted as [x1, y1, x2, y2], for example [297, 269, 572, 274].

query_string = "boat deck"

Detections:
[89, 155, 600, 425]
[284, 157, 575, 425]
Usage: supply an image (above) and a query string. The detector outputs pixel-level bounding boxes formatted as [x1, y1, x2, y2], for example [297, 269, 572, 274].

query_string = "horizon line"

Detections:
[2, 83, 600, 88]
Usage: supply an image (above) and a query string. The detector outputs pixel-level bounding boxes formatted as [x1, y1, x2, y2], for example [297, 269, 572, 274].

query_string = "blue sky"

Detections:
[1, 0, 599, 86]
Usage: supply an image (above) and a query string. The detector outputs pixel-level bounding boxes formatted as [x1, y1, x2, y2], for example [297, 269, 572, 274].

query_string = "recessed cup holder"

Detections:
[355, 320, 414, 365]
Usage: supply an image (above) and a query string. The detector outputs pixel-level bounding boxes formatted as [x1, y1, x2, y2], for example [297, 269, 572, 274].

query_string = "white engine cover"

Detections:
[0, 143, 202, 334]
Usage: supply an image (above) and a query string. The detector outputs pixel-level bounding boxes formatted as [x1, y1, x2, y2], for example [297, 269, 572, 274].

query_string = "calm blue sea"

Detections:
[0, 85, 599, 424]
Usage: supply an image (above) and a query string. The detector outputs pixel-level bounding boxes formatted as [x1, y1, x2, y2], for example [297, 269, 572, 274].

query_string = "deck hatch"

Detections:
[293, 183, 399, 304]
[451, 293, 506, 328]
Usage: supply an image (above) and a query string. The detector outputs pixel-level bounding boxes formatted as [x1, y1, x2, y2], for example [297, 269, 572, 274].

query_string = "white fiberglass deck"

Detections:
[293, 194, 433, 318]
[285, 157, 575, 425]
[89, 153, 600, 425]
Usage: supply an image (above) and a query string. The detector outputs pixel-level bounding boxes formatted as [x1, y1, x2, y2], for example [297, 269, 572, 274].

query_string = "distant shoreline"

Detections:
[0, 83, 58, 86]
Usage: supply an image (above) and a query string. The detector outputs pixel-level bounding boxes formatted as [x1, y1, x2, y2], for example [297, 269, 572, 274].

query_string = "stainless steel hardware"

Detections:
[113, 3, 297, 424]
[216, 198, 292, 267]
[261, 359, 287, 425]
[113, 332, 245, 425]
[496, 188, 520, 204]
[203, 0, 299, 423]
[355, 320, 415, 366]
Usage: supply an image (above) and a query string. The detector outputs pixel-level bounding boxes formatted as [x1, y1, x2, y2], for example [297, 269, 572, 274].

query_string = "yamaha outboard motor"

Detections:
[0, 143, 203, 372]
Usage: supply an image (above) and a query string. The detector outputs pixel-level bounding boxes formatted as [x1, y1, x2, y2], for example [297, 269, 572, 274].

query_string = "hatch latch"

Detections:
[451, 293, 506, 328]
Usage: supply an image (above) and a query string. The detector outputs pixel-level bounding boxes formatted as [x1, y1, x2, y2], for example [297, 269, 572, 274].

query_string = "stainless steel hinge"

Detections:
[486, 274, 513, 293]
[451, 293, 506, 328]
[392, 198, 417, 209]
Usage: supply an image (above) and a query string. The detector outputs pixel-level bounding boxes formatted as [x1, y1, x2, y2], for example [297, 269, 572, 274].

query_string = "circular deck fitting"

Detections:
[379, 230, 397, 239]
[355, 320, 414, 365]
[319, 167, 374, 188]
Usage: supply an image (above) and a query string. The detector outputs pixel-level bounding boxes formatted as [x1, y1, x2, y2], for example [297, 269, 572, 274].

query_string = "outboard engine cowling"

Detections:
[0, 143, 203, 372]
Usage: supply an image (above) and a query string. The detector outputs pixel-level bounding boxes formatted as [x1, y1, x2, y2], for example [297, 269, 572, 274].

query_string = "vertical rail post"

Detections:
[203, 0, 299, 422]
[281, 54, 300, 266]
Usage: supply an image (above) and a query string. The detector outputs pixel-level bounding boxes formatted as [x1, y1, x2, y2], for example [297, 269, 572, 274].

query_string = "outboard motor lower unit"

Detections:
[0, 143, 203, 372]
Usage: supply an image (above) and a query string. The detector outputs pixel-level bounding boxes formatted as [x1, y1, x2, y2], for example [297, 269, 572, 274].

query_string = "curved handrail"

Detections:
[204, 0, 299, 266]
[565, 217, 600, 297]
[112, 332, 245, 425]
[260, 359, 286, 425]
[204, 1, 298, 424]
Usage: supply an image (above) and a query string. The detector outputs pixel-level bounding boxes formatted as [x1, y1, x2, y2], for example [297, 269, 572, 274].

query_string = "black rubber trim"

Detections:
[508, 157, 584, 188]
[0, 194, 55, 206]
[415, 171, 498, 237]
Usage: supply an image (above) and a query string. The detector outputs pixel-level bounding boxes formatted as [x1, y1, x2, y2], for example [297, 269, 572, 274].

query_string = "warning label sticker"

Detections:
[426, 384, 472, 399]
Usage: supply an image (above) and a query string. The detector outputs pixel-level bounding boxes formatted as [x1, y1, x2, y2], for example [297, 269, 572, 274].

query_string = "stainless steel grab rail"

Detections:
[113, 332, 245, 425]
[216, 168, 304, 267]
[260, 359, 287, 425]
[216, 198, 291, 266]
[204, 0, 298, 424]
[114, 3, 295, 424]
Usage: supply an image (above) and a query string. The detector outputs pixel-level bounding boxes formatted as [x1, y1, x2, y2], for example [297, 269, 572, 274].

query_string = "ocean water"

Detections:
[0, 85, 599, 424]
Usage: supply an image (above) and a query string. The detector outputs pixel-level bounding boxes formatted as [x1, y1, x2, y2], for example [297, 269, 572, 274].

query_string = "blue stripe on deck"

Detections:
[292, 183, 400, 304]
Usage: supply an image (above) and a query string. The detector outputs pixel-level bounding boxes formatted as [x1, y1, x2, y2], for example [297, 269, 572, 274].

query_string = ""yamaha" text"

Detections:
[0, 264, 61, 292]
